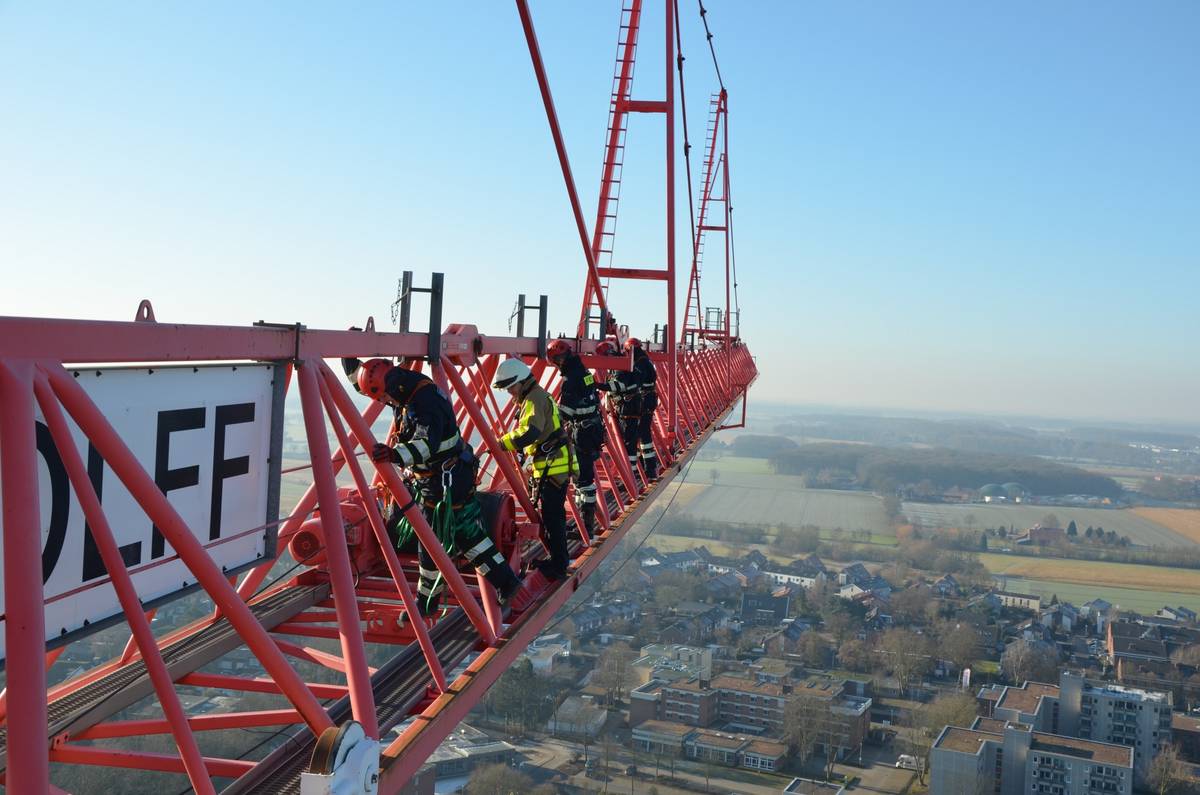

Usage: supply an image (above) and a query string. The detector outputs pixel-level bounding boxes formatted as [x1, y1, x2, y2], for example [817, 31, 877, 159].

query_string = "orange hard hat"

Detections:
[623, 337, 641, 353]
[356, 358, 394, 401]
[595, 340, 618, 356]
[546, 339, 571, 360]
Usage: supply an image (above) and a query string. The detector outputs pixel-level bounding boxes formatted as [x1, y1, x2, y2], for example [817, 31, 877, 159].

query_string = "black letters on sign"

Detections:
[210, 402, 255, 541]
[35, 421, 70, 585]
[81, 443, 143, 582]
[151, 407, 205, 559]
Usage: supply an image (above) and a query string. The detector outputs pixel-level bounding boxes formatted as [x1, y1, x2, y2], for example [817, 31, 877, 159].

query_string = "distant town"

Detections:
[424, 415, 1200, 794]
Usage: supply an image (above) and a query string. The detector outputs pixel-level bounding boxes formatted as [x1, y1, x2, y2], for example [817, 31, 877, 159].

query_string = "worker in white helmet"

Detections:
[494, 357, 578, 582]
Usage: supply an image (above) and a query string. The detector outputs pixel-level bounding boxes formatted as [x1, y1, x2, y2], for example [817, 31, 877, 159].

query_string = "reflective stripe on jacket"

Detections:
[499, 382, 578, 478]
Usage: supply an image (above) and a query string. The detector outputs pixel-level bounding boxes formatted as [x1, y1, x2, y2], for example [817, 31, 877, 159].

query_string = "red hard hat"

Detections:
[546, 339, 571, 360]
[595, 340, 617, 356]
[356, 358, 394, 401]
[623, 337, 641, 353]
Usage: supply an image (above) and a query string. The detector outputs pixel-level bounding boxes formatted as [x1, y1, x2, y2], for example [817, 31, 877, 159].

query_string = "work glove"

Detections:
[372, 443, 401, 464]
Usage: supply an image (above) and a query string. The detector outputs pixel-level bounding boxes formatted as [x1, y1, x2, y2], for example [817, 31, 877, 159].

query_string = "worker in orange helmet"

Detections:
[342, 354, 523, 616]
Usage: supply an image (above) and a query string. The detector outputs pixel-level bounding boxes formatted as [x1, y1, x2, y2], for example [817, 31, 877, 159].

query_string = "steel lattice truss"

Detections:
[0, 2, 755, 793]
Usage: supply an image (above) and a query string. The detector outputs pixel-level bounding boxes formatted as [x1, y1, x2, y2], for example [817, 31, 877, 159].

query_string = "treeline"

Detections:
[728, 433, 799, 458]
[769, 443, 1123, 498]
[1137, 475, 1200, 503]
[772, 415, 1200, 473]
[658, 515, 769, 545]
[1000, 536, 1200, 570]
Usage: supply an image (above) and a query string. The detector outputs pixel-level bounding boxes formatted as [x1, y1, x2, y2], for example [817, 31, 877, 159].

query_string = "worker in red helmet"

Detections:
[342, 354, 523, 616]
[546, 338, 606, 536]
[600, 337, 650, 487]
[626, 337, 659, 480]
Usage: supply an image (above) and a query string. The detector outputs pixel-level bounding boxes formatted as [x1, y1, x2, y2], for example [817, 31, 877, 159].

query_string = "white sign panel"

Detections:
[0, 364, 283, 661]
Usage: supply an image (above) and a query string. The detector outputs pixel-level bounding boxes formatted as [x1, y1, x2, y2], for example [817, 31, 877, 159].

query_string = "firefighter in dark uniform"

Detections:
[494, 357, 578, 581]
[626, 338, 659, 480]
[343, 356, 522, 615]
[602, 338, 648, 488]
[546, 338, 606, 536]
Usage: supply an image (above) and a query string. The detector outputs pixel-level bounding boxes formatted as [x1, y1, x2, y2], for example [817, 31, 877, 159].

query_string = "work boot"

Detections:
[535, 558, 569, 582]
[497, 576, 522, 605]
[581, 503, 597, 536]
[643, 458, 658, 481]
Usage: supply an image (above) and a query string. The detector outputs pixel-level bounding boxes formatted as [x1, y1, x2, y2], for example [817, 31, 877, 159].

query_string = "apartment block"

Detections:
[981, 671, 1173, 782]
[931, 720, 1133, 795]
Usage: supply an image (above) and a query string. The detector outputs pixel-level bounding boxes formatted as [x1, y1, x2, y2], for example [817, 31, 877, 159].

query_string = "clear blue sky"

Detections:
[2, 2, 1197, 423]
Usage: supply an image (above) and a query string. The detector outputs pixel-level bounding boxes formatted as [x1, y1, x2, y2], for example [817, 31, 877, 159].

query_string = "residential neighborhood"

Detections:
[409, 528, 1200, 794]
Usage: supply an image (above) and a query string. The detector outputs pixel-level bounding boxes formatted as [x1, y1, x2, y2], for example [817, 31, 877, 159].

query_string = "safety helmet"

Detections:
[493, 358, 533, 389]
[546, 338, 571, 361]
[623, 337, 641, 353]
[594, 340, 618, 357]
[357, 358, 394, 401]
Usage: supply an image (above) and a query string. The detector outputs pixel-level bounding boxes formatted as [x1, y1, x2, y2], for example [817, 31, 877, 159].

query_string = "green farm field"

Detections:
[679, 457, 893, 534]
[677, 484, 892, 535]
[979, 552, 1200, 596]
[995, 577, 1200, 615]
[903, 501, 1192, 548]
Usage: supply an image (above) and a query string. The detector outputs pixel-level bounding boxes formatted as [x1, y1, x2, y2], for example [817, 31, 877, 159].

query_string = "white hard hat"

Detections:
[493, 358, 533, 389]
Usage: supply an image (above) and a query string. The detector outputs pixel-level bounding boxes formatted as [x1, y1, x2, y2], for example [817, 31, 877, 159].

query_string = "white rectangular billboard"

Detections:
[0, 363, 284, 661]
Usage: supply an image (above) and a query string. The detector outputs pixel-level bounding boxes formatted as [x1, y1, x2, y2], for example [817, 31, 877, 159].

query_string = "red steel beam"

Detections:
[179, 673, 349, 700]
[34, 374, 215, 795]
[664, 0, 678, 438]
[296, 362, 379, 737]
[619, 99, 668, 113]
[73, 709, 302, 740]
[49, 745, 255, 780]
[596, 267, 668, 281]
[514, 0, 608, 330]
[0, 359, 49, 794]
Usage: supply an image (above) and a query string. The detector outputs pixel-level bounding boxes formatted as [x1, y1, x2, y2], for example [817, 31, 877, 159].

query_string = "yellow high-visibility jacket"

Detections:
[499, 381, 578, 481]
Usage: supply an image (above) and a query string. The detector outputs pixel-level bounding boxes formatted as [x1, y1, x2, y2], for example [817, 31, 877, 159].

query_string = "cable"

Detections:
[729, 196, 740, 323]
[541, 455, 698, 635]
[674, 0, 699, 267]
[697, 0, 725, 91]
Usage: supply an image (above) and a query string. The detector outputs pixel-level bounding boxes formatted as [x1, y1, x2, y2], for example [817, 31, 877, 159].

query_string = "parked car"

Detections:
[896, 754, 925, 771]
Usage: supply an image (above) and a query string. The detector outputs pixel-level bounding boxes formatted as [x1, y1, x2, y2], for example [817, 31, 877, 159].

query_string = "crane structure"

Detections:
[0, 2, 755, 793]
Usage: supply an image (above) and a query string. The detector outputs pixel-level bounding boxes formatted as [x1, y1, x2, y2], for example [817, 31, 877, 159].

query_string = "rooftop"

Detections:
[1030, 732, 1133, 766]
[745, 739, 789, 758]
[662, 678, 706, 693]
[633, 720, 696, 740]
[935, 726, 1001, 755]
[971, 717, 1010, 733]
[996, 681, 1060, 714]
[1172, 713, 1200, 734]
[711, 675, 784, 697]
[691, 731, 748, 750]
[1083, 680, 1170, 702]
